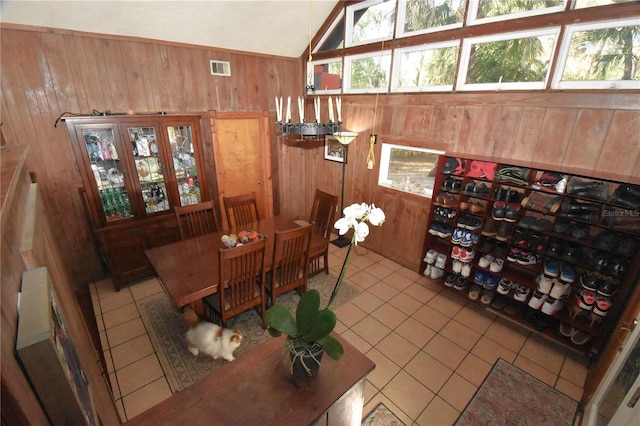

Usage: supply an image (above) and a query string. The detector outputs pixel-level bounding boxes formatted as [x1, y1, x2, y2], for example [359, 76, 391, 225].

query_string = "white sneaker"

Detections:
[430, 267, 444, 280]
[423, 264, 432, 277]
[478, 254, 494, 268]
[452, 260, 463, 274]
[461, 263, 471, 278]
[435, 253, 447, 269]
[489, 258, 504, 273]
[528, 291, 547, 309]
[536, 274, 553, 294]
[423, 249, 438, 264]
[550, 280, 571, 299]
[541, 297, 563, 315]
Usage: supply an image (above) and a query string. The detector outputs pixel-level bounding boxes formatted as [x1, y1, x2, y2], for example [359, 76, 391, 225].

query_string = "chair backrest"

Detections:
[223, 192, 259, 229]
[271, 224, 313, 298]
[218, 237, 267, 319]
[308, 189, 339, 240]
[174, 200, 217, 240]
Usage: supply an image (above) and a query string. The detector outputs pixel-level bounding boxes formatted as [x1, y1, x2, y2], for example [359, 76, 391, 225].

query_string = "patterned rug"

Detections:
[140, 273, 359, 393]
[455, 358, 578, 426]
[362, 403, 406, 426]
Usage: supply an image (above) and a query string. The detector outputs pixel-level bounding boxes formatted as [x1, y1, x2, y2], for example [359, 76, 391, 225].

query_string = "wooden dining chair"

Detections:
[266, 224, 312, 308]
[306, 189, 339, 277]
[204, 238, 267, 328]
[174, 200, 217, 240]
[223, 192, 259, 229]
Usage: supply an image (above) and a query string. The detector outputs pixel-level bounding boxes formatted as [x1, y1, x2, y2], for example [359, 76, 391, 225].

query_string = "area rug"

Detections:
[455, 358, 578, 426]
[140, 273, 360, 393]
[362, 403, 406, 426]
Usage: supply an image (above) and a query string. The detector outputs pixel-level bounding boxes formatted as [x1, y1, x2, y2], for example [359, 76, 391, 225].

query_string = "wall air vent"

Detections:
[210, 60, 231, 76]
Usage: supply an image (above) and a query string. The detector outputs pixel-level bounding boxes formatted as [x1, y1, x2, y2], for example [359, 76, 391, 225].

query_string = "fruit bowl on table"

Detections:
[221, 230, 262, 248]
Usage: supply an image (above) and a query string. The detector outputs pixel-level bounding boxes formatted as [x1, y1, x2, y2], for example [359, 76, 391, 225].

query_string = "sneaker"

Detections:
[430, 266, 444, 280]
[593, 295, 611, 316]
[451, 228, 465, 244]
[491, 202, 507, 220]
[536, 274, 553, 294]
[451, 245, 461, 260]
[559, 322, 574, 337]
[577, 289, 596, 310]
[468, 284, 482, 301]
[497, 278, 513, 295]
[528, 291, 548, 309]
[445, 274, 457, 287]
[459, 247, 476, 263]
[435, 253, 447, 269]
[452, 260, 463, 274]
[481, 219, 499, 237]
[560, 263, 575, 283]
[550, 279, 572, 299]
[541, 297, 563, 315]
[504, 206, 520, 222]
[496, 223, 514, 241]
[484, 274, 499, 291]
[480, 289, 495, 305]
[544, 259, 559, 277]
[474, 270, 486, 285]
[571, 330, 592, 346]
[423, 249, 438, 264]
[436, 224, 453, 238]
[461, 263, 472, 278]
[598, 277, 618, 297]
[453, 276, 468, 291]
[459, 230, 478, 247]
[514, 285, 531, 302]
[517, 251, 540, 265]
[478, 254, 494, 268]
[580, 272, 599, 291]
[507, 247, 522, 263]
[424, 264, 432, 277]
[489, 258, 504, 273]
[518, 216, 537, 229]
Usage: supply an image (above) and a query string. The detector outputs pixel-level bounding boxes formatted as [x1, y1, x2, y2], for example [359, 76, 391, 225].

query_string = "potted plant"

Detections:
[265, 202, 385, 378]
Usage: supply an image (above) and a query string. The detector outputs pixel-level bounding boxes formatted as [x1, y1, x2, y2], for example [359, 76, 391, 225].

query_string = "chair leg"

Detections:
[323, 252, 329, 275]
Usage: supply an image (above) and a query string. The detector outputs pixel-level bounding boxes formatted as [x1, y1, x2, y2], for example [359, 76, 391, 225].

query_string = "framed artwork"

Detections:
[324, 135, 347, 163]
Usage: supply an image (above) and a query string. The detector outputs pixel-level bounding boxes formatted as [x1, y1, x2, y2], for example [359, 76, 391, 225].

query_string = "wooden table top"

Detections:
[125, 334, 375, 425]
[145, 215, 327, 308]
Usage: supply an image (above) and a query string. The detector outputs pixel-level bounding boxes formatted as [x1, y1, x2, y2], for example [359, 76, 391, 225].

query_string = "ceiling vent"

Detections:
[210, 60, 231, 76]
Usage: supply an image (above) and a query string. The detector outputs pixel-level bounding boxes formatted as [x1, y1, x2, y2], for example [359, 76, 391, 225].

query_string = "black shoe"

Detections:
[567, 178, 610, 201]
[608, 183, 640, 209]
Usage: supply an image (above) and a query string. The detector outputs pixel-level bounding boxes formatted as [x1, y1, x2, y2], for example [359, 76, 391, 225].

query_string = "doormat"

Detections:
[362, 403, 405, 426]
[455, 358, 578, 426]
[140, 273, 360, 393]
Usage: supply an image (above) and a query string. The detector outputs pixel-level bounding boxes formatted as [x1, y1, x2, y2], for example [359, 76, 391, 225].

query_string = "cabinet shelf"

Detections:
[421, 154, 640, 358]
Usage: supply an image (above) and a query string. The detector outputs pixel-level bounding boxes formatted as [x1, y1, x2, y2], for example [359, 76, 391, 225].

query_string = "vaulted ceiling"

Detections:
[0, 0, 339, 58]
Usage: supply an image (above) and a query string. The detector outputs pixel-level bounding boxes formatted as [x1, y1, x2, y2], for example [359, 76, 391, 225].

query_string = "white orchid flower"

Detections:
[354, 221, 369, 244]
[334, 217, 357, 235]
[368, 204, 385, 226]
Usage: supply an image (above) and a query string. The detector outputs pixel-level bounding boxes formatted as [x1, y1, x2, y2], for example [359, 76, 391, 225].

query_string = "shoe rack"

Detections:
[421, 154, 640, 358]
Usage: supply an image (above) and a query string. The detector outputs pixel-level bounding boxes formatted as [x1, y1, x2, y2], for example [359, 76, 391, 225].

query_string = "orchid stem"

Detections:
[326, 236, 354, 309]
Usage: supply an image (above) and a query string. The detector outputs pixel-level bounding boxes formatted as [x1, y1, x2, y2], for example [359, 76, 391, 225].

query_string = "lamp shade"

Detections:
[333, 131, 358, 145]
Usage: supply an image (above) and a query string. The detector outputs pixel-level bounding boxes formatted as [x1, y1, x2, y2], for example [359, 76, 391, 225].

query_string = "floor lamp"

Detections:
[331, 131, 358, 248]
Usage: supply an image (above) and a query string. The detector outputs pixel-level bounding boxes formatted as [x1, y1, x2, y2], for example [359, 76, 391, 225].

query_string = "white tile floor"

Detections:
[91, 242, 588, 424]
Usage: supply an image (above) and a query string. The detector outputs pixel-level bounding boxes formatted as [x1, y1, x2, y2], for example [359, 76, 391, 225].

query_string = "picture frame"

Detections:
[324, 135, 347, 163]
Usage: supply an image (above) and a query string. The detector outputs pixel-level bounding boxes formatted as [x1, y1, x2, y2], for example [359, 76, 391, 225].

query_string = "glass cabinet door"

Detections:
[126, 126, 171, 214]
[81, 128, 133, 222]
[166, 125, 202, 206]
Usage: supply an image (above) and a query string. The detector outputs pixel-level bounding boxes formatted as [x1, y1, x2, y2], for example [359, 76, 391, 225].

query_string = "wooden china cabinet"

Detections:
[64, 114, 209, 290]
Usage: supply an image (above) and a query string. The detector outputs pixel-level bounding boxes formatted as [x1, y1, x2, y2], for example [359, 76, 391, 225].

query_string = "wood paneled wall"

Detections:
[1, 24, 639, 288]
[0, 25, 301, 290]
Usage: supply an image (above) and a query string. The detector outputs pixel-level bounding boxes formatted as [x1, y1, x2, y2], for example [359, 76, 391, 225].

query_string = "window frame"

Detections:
[345, 0, 396, 48]
[308, 59, 344, 95]
[343, 49, 393, 94]
[466, 0, 568, 26]
[457, 27, 561, 91]
[551, 17, 640, 90]
[395, 0, 464, 39]
[313, 8, 345, 54]
[391, 40, 460, 92]
[378, 143, 444, 198]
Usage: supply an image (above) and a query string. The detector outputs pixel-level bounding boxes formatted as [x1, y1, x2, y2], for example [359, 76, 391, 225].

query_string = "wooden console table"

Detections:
[125, 334, 375, 425]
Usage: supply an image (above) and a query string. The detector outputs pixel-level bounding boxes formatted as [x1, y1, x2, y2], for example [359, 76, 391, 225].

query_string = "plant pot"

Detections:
[289, 341, 324, 380]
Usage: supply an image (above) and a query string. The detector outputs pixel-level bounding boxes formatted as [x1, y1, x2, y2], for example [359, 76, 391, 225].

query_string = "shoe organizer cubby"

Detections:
[421, 154, 640, 358]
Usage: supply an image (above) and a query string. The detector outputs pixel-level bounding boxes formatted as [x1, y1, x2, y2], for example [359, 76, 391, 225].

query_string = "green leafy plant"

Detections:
[265, 203, 385, 371]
